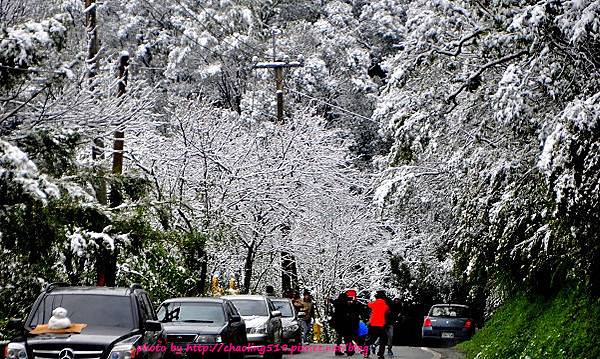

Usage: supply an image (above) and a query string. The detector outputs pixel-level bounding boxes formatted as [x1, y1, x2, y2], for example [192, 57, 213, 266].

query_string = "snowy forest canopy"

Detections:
[1, 0, 599, 329]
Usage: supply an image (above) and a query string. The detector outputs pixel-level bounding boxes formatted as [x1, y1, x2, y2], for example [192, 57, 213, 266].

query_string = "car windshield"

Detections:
[429, 306, 470, 318]
[271, 300, 294, 317]
[28, 294, 135, 329]
[230, 299, 268, 316]
[157, 302, 225, 325]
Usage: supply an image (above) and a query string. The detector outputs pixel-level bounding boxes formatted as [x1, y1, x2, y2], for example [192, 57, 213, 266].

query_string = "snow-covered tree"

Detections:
[373, 0, 600, 313]
[127, 98, 386, 294]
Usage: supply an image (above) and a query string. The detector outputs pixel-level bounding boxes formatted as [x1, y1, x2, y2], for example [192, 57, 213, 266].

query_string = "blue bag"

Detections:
[358, 320, 368, 337]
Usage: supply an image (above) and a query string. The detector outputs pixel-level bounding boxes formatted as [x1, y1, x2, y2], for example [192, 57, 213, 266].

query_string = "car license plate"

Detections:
[441, 332, 454, 338]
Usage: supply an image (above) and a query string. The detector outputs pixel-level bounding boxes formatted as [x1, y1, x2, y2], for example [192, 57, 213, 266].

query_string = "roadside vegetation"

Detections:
[459, 287, 600, 359]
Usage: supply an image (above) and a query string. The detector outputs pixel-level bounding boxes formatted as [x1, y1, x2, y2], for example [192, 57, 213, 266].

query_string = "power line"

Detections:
[254, 61, 304, 124]
[143, 0, 253, 106]
[138, 1, 377, 127]
[253, 30, 304, 124]
[172, 0, 260, 59]
[288, 88, 378, 124]
[0, 64, 69, 75]
[192, 0, 265, 57]
[142, 0, 224, 64]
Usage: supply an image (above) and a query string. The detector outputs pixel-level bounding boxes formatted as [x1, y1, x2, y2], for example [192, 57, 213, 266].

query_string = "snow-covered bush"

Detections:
[0, 13, 71, 87]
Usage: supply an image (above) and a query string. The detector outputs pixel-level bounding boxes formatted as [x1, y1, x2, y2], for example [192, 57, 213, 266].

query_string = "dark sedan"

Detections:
[421, 304, 475, 346]
[157, 298, 247, 359]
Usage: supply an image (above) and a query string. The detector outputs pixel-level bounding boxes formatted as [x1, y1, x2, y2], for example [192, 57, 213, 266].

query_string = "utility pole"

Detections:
[111, 51, 129, 191]
[254, 61, 303, 123]
[253, 30, 304, 123]
[98, 52, 129, 288]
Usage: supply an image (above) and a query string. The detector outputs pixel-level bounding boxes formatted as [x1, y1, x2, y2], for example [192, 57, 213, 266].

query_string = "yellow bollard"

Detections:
[210, 275, 224, 296]
[313, 320, 323, 343]
[226, 277, 240, 295]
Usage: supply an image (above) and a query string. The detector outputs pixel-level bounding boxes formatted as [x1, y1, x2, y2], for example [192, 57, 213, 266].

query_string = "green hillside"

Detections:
[459, 288, 600, 359]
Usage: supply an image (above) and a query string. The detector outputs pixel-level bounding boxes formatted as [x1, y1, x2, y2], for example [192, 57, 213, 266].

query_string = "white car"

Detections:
[222, 295, 283, 359]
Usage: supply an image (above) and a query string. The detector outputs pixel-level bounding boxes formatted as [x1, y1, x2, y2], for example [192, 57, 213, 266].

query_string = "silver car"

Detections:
[222, 295, 283, 359]
[270, 298, 302, 350]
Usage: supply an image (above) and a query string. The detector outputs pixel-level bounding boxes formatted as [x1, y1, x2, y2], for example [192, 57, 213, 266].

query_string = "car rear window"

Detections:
[271, 300, 294, 317]
[29, 294, 135, 329]
[157, 302, 225, 325]
[230, 299, 268, 316]
[429, 306, 470, 318]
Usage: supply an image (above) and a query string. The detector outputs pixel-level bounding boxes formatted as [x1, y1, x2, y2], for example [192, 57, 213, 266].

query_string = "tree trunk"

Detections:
[281, 251, 298, 292]
[199, 256, 208, 295]
[98, 54, 129, 287]
[92, 138, 107, 204]
[84, 0, 109, 287]
[85, 0, 100, 84]
[243, 244, 255, 294]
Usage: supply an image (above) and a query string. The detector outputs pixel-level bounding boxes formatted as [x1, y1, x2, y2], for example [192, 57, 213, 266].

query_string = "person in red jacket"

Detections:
[363, 290, 390, 359]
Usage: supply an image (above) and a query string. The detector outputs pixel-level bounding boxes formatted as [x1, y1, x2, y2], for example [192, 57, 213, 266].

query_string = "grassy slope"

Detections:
[458, 288, 600, 359]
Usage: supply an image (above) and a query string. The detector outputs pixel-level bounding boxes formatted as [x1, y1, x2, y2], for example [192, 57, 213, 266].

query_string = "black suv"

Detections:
[3, 283, 163, 359]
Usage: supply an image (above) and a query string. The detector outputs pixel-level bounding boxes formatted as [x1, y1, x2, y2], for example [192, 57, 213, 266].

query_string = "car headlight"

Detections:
[249, 323, 268, 334]
[194, 335, 222, 344]
[110, 335, 141, 359]
[6, 343, 27, 359]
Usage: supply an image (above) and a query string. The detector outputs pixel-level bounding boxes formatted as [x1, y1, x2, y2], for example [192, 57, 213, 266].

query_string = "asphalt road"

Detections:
[276, 345, 436, 359]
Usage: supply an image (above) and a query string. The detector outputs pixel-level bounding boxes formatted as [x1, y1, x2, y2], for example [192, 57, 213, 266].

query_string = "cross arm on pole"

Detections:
[253, 59, 305, 124]
[253, 61, 304, 69]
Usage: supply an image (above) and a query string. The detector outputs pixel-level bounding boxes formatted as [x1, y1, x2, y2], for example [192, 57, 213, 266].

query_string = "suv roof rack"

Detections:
[43, 282, 70, 293]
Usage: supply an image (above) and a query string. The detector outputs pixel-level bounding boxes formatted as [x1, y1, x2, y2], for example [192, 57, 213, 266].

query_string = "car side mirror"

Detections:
[230, 315, 242, 323]
[145, 320, 162, 332]
[271, 310, 282, 318]
[297, 311, 305, 318]
[6, 319, 23, 331]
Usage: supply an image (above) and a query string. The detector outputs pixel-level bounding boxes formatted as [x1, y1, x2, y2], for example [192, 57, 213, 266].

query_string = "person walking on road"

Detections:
[303, 290, 315, 343]
[384, 296, 400, 356]
[294, 289, 315, 344]
[363, 291, 390, 359]
[345, 288, 365, 339]
[332, 292, 357, 356]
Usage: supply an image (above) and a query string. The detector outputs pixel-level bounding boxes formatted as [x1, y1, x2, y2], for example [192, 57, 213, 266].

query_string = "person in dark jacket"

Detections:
[363, 291, 390, 359]
[332, 292, 356, 356]
[384, 297, 400, 356]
